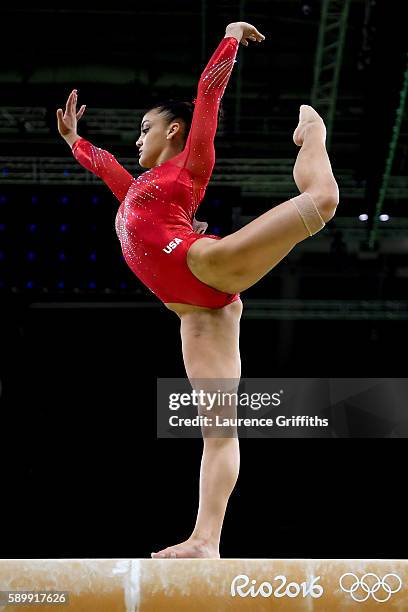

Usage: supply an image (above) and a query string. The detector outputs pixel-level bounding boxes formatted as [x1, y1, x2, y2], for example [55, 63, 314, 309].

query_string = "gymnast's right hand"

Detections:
[56, 89, 86, 137]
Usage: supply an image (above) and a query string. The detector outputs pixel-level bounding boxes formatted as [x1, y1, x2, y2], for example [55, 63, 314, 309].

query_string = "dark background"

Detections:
[0, 1, 407, 559]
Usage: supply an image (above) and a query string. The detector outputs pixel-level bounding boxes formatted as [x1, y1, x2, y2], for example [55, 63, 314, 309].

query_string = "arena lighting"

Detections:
[89, 252, 97, 261]
[28, 223, 37, 232]
[0, 252, 4, 260]
[31, 195, 37, 204]
[379, 214, 389, 221]
[27, 251, 36, 261]
[60, 195, 69, 204]
[359, 214, 368, 221]
[58, 252, 67, 261]
[0, 223, 5, 231]
[0, 195, 6, 203]
[301, 2, 313, 16]
[26, 281, 34, 288]
[59, 224, 69, 232]
[57, 281, 65, 289]
[91, 195, 99, 204]
[88, 281, 96, 289]
[120, 282, 127, 289]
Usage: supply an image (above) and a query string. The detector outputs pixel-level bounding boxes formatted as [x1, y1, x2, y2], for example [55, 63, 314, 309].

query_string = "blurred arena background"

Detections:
[0, 1, 407, 559]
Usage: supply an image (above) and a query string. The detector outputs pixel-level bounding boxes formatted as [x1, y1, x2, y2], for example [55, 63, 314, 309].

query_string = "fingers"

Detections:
[249, 30, 265, 42]
[65, 89, 78, 117]
[60, 90, 85, 130]
[71, 89, 77, 114]
[65, 90, 75, 115]
[56, 108, 65, 125]
[56, 108, 68, 135]
[244, 28, 266, 46]
[253, 28, 265, 40]
[76, 105, 86, 121]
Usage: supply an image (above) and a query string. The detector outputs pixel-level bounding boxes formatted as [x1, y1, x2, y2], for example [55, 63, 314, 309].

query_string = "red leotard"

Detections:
[72, 36, 241, 308]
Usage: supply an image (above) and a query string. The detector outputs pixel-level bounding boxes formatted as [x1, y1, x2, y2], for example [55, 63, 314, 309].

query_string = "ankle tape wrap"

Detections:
[290, 192, 325, 236]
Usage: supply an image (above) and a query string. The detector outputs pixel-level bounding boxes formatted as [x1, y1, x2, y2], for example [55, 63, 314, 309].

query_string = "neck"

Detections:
[155, 143, 184, 166]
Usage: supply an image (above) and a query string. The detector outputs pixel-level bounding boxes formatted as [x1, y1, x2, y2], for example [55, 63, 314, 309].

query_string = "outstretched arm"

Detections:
[57, 89, 133, 202]
[180, 22, 265, 187]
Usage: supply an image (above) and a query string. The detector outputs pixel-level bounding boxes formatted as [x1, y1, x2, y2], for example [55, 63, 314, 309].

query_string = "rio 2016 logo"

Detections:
[230, 574, 323, 599]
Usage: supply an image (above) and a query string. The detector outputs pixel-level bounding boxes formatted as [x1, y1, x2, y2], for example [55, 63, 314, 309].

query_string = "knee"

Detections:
[310, 183, 339, 223]
[203, 435, 239, 449]
[187, 239, 219, 280]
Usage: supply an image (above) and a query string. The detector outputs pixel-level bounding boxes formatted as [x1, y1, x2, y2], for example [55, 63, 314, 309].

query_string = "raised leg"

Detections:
[187, 105, 339, 294]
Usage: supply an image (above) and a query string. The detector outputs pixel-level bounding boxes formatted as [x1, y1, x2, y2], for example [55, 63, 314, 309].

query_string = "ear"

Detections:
[167, 121, 181, 140]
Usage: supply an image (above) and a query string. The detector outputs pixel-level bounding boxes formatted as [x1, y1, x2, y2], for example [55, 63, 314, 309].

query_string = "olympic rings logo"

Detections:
[339, 573, 402, 603]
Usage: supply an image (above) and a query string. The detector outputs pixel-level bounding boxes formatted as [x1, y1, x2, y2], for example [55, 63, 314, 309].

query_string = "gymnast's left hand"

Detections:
[225, 22, 266, 47]
[193, 218, 208, 234]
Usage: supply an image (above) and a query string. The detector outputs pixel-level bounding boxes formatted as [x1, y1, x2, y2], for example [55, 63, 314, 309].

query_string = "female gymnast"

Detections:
[57, 20, 339, 559]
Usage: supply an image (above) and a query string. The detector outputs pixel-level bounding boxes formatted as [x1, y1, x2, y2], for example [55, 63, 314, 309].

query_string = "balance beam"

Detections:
[0, 558, 406, 610]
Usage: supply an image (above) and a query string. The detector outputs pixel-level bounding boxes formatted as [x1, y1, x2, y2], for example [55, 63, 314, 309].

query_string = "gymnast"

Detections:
[57, 20, 339, 558]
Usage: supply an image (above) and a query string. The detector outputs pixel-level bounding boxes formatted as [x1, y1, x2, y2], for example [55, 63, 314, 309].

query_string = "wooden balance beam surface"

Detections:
[0, 558, 407, 610]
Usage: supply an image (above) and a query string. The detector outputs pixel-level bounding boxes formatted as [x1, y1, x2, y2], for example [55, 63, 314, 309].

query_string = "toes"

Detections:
[299, 104, 309, 119]
[151, 548, 178, 559]
[151, 550, 167, 558]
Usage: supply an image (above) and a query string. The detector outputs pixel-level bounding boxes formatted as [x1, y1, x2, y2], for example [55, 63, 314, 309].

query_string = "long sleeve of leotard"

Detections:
[71, 137, 134, 202]
[180, 36, 239, 186]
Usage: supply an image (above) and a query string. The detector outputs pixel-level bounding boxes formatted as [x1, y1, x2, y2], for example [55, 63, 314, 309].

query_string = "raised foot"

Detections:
[293, 104, 326, 146]
[151, 537, 220, 559]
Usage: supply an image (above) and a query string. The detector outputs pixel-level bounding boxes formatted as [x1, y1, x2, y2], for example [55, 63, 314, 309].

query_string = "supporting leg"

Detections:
[151, 300, 242, 559]
[190, 435, 240, 548]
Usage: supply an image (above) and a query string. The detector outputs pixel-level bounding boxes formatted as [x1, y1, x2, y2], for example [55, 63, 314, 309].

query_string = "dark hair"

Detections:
[148, 97, 225, 144]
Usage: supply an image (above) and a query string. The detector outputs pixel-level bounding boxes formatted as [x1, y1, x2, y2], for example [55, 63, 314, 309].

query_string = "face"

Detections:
[136, 109, 183, 169]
